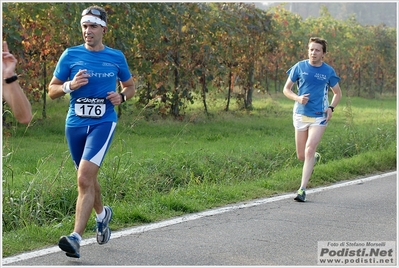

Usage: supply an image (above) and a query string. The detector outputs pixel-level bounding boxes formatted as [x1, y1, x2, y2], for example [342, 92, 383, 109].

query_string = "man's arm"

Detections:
[106, 77, 136, 106]
[119, 77, 136, 101]
[48, 76, 66, 100]
[48, 69, 90, 100]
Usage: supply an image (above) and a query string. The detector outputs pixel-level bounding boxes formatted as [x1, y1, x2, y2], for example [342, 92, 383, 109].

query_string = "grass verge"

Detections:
[2, 93, 396, 257]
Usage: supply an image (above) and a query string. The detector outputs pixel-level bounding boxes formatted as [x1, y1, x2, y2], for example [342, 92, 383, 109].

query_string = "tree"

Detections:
[2, 2, 396, 125]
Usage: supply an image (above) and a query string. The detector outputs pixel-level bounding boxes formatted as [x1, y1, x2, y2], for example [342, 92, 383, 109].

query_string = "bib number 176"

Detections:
[75, 97, 106, 118]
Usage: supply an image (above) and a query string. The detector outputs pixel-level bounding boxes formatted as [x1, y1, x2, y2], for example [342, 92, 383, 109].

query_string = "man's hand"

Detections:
[70, 69, 90, 90]
[106, 91, 123, 105]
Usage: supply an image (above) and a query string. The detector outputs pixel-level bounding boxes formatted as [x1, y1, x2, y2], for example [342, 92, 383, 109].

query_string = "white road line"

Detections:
[3, 171, 396, 265]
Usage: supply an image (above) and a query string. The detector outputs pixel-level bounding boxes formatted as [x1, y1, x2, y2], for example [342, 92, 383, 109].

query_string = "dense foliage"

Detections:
[2, 2, 396, 118]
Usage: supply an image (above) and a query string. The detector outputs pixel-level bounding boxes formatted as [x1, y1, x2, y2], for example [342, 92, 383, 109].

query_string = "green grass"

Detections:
[2, 93, 396, 257]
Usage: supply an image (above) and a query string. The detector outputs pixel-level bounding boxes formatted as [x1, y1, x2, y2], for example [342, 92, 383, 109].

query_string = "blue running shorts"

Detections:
[65, 122, 117, 168]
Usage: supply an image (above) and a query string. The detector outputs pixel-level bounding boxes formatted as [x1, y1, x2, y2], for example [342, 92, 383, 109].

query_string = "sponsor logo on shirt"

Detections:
[86, 70, 115, 78]
[314, 73, 327, 81]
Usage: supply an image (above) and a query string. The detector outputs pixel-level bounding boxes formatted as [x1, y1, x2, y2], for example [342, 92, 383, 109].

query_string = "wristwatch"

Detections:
[120, 93, 126, 103]
[328, 106, 335, 112]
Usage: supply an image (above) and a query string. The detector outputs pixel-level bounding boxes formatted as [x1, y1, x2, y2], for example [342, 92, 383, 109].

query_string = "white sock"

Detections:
[96, 207, 106, 221]
[71, 232, 82, 243]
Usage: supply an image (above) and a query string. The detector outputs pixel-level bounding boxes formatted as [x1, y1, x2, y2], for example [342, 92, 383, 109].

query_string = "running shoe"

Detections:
[58, 235, 80, 258]
[96, 206, 113, 245]
[294, 188, 306, 202]
[314, 152, 321, 165]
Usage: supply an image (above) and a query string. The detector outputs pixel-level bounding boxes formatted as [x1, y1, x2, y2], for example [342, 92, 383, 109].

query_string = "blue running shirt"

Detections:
[54, 45, 132, 127]
[286, 60, 340, 117]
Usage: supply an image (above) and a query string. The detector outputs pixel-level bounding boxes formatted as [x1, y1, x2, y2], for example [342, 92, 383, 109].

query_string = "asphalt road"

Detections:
[4, 171, 396, 266]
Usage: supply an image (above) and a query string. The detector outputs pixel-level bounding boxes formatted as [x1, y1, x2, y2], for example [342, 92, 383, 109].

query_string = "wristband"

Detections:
[5, 75, 18, 84]
[120, 93, 126, 103]
[62, 81, 73, 94]
[328, 106, 335, 112]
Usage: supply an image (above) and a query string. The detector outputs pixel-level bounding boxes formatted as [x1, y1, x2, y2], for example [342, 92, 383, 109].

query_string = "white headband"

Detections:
[80, 15, 106, 27]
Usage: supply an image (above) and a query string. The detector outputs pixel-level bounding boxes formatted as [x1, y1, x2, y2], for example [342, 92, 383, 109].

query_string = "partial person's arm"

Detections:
[2, 41, 32, 124]
[48, 76, 67, 100]
[324, 83, 342, 122]
[329, 83, 342, 109]
[48, 69, 90, 100]
[119, 78, 136, 102]
[283, 77, 309, 105]
[2, 78, 33, 124]
[106, 77, 136, 105]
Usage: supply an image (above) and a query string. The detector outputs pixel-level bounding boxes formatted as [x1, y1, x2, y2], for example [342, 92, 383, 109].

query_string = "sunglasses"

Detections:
[81, 8, 101, 16]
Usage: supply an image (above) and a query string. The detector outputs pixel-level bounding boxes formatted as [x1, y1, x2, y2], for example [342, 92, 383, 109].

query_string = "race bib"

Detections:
[75, 97, 106, 118]
[302, 115, 316, 123]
